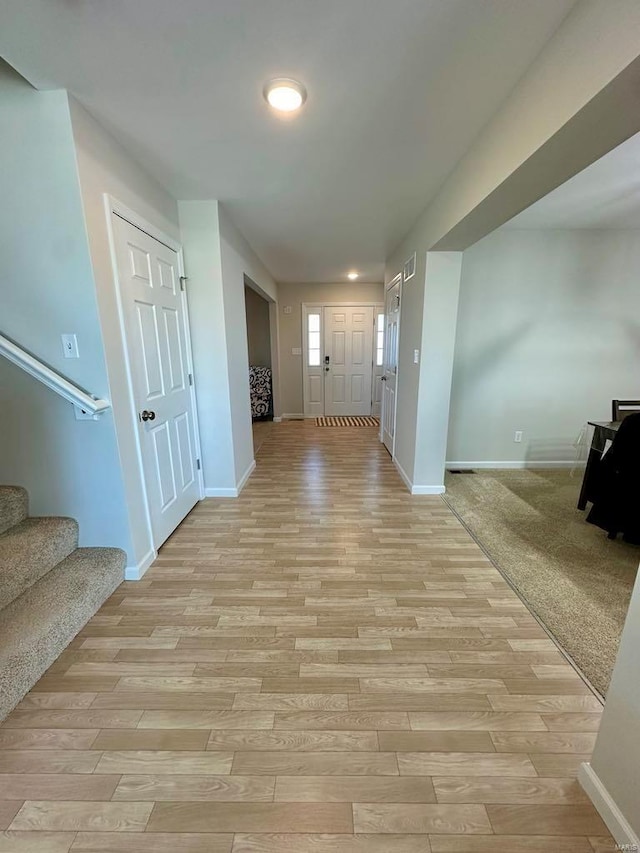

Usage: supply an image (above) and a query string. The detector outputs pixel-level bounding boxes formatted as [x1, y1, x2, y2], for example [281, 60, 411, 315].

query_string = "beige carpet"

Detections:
[443, 468, 639, 696]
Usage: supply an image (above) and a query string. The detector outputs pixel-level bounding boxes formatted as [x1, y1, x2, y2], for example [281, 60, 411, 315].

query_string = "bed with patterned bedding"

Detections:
[249, 366, 272, 418]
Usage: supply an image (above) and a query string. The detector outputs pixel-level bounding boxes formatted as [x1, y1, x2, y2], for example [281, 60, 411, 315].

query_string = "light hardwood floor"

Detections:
[0, 421, 614, 851]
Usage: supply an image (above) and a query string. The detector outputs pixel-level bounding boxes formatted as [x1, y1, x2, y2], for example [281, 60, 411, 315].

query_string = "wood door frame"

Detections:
[104, 195, 205, 565]
[302, 301, 383, 418]
[381, 273, 402, 454]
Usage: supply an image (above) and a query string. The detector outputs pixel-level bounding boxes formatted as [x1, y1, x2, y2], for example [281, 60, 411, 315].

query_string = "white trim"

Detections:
[579, 762, 640, 849]
[394, 456, 445, 495]
[237, 459, 256, 494]
[105, 197, 181, 252]
[381, 273, 402, 452]
[403, 252, 416, 282]
[0, 333, 110, 418]
[281, 413, 305, 420]
[412, 484, 446, 495]
[203, 460, 256, 499]
[371, 303, 385, 418]
[446, 460, 586, 470]
[205, 487, 239, 498]
[124, 547, 157, 581]
[393, 457, 413, 492]
[177, 248, 206, 501]
[273, 416, 282, 423]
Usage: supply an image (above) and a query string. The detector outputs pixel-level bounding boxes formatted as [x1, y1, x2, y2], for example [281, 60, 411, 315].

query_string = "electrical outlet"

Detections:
[514, 430, 523, 443]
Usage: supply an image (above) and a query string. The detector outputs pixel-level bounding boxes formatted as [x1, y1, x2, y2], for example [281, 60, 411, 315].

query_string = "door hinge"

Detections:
[179, 275, 188, 291]
[196, 458, 201, 470]
[188, 373, 193, 386]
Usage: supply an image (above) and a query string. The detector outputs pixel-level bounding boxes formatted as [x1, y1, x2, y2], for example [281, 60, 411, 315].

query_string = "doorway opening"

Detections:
[244, 278, 274, 454]
[443, 131, 640, 697]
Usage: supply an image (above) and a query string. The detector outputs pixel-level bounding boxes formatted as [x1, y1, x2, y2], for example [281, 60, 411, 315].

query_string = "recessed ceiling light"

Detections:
[347, 271, 359, 280]
[264, 78, 307, 113]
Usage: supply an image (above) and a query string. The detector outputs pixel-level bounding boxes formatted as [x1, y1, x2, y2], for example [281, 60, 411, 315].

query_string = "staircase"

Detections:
[0, 485, 125, 718]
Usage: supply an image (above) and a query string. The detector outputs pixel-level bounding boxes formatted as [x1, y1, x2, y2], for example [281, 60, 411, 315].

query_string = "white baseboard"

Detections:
[237, 459, 256, 494]
[446, 460, 586, 470]
[204, 460, 257, 499]
[273, 416, 282, 423]
[281, 413, 305, 420]
[393, 457, 413, 492]
[412, 484, 446, 495]
[393, 457, 445, 495]
[124, 546, 157, 581]
[579, 762, 640, 848]
[204, 486, 238, 498]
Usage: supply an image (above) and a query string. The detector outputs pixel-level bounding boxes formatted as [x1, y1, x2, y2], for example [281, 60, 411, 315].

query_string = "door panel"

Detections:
[332, 374, 346, 403]
[113, 214, 200, 548]
[308, 374, 323, 405]
[163, 308, 185, 392]
[382, 277, 401, 455]
[323, 306, 374, 416]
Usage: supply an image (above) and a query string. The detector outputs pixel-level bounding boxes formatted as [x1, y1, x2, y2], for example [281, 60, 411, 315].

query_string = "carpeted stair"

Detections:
[0, 485, 125, 718]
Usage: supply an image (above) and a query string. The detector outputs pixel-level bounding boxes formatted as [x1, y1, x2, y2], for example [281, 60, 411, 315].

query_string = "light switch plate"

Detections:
[413, 349, 420, 364]
[283, 305, 293, 314]
[61, 334, 79, 359]
[291, 347, 302, 356]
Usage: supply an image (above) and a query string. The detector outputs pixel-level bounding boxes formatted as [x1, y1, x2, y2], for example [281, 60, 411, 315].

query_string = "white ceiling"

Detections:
[0, 0, 577, 282]
[505, 130, 640, 230]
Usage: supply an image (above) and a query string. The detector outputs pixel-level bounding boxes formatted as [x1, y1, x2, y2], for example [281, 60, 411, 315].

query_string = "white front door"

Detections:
[113, 214, 200, 548]
[323, 305, 374, 416]
[382, 276, 401, 455]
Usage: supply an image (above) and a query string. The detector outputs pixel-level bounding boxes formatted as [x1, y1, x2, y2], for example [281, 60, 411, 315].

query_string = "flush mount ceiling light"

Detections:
[347, 271, 359, 280]
[263, 78, 307, 113]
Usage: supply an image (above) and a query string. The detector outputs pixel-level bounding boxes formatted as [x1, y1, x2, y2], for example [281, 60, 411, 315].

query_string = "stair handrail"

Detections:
[0, 332, 111, 418]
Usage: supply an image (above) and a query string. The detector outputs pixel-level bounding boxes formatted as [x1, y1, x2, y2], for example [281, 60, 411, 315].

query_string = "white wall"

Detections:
[412, 252, 462, 490]
[386, 0, 640, 495]
[584, 568, 640, 844]
[0, 61, 132, 558]
[218, 205, 278, 485]
[178, 201, 237, 496]
[68, 97, 181, 571]
[178, 202, 276, 494]
[447, 229, 640, 466]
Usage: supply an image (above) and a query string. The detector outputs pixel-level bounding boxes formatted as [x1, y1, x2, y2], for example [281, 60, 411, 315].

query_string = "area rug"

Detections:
[316, 416, 379, 427]
[443, 468, 639, 696]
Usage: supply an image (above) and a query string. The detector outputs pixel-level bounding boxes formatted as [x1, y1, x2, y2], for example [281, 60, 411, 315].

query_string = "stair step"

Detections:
[0, 546, 125, 718]
[0, 486, 28, 536]
[0, 516, 79, 611]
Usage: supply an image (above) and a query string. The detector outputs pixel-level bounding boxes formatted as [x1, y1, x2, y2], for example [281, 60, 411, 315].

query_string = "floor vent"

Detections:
[448, 469, 475, 474]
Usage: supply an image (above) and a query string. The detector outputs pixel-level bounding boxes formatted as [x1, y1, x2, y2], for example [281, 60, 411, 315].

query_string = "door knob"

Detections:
[140, 410, 156, 422]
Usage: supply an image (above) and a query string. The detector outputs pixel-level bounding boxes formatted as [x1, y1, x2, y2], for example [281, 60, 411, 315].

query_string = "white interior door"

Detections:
[113, 214, 200, 548]
[382, 276, 401, 454]
[323, 306, 374, 416]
